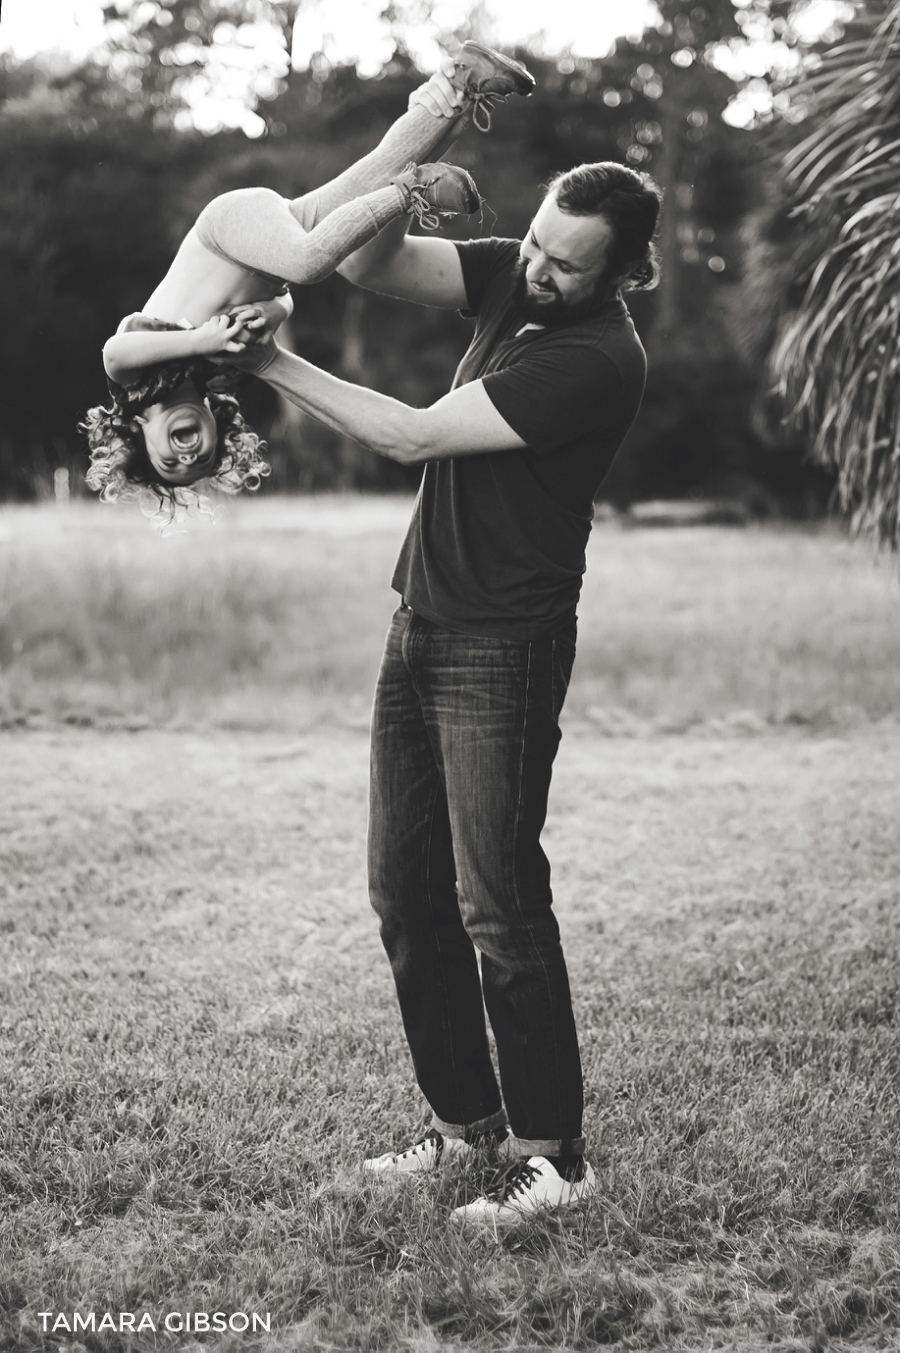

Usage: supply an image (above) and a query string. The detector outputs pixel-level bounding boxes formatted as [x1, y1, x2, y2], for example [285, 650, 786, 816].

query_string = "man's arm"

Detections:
[338, 220, 468, 310]
[243, 342, 526, 462]
[336, 68, 471, 309]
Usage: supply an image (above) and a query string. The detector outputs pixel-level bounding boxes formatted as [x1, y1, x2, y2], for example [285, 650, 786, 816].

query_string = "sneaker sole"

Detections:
[451, 1196, 595, 1227]
[362, 1143, 474, 1174]
[416, 167, 480, 216]
[459, 42, 536, 95]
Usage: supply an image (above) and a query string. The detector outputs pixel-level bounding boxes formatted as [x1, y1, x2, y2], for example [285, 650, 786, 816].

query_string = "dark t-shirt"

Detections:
[392, 237, 647, 638]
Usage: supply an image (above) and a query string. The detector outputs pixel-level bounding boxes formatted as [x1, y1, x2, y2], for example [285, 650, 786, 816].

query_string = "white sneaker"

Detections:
[451, 1155, 597, 1226]
[362, 1128, 473, 1175]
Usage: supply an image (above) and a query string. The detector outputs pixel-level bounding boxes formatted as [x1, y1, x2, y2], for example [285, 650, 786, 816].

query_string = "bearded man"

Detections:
[236, 80, 661, 1223]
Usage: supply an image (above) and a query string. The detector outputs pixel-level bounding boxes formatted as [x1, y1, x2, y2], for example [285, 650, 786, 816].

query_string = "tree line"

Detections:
[0, 0, 887, 523]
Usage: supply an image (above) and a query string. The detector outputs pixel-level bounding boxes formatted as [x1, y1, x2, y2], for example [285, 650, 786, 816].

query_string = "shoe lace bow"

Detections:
[469, 90, 506, 133]
[486, 1158, 541, 1202]
[406, 181, 442, 231]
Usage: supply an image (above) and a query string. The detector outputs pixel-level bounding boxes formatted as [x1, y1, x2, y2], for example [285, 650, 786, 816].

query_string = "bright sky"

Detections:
[0, 0, 854, 133]
[0, 0, 661, 66]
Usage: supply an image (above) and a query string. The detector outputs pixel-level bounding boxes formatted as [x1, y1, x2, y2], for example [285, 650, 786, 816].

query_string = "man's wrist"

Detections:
[245, 338, 280, 376]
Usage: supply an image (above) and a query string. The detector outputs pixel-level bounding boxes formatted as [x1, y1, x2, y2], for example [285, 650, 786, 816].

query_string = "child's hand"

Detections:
[225, 301, 284, 346]
[191, 314, 249, 355]
[409, 69, 463, 119]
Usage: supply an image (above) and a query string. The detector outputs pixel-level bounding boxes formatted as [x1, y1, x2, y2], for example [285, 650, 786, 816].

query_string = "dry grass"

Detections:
[1, 498, 899, 732]
[1, 498, 899, 1350]
[1, 726, 899, 1351]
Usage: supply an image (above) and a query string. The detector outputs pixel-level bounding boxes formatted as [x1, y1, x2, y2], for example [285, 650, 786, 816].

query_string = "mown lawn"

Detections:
[1, 501, 899, 1351]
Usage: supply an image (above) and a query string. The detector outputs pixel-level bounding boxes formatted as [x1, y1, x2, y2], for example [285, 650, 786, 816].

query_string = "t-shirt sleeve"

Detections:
[481, 342, 624, 455]
[454, 238, 521, 316]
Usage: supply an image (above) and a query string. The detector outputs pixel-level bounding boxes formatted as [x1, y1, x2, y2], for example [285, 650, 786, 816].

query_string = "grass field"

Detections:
[2, 498, 900, 732]
[1, 499, 899, 1352]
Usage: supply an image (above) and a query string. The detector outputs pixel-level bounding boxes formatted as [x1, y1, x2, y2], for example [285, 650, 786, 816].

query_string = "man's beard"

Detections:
[513, 258, 613, 327]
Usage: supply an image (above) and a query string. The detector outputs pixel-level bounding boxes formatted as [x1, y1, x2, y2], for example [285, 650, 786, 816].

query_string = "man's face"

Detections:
[517, 193, 614, 324]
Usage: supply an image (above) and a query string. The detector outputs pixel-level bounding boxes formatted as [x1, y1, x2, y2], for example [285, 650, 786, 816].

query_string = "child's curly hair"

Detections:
[81, 358, 270, 528]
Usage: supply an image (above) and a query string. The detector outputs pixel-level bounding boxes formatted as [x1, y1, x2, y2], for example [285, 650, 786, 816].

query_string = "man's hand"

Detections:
[408, 67, 464, 120]
[190, 314, 249, 356]
[207, 333, 279, 374]
[225, 304, 266, 340]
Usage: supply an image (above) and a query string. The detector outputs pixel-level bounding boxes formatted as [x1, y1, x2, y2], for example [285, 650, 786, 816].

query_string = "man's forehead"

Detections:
[528, 195, 612, 270]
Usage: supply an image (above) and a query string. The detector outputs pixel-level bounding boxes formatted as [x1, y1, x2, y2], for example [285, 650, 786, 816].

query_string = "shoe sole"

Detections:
[417, 166, 480, 216]
[362, 1155, 451, 1174]
[442, 166, 480, 214]
[362, 1144, 475, 1174]
[450, 1204, 578, 1228]
[459, 41, 536, 95]
[451, 1175, 598, 1226]
[451, 1196, 595, 1227]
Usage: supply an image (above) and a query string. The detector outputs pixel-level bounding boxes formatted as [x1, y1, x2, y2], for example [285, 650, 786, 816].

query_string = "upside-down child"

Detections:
[82, 44, 535, 521]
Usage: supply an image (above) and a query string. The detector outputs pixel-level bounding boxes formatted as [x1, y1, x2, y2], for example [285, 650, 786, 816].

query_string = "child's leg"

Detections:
[198, 184, 419, 287]
[290, 100, 472, 232]
[281, 184, 420, 283]
[292, 45, 536, 229]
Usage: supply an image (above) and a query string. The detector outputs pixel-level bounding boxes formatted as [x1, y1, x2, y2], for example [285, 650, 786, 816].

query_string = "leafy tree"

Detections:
[94, 0, 298, 126]
[0, 0, 846, 507]
[559, 4, 777, 505]
[771, 1, 900, 547]
[0, 52, 232, 496]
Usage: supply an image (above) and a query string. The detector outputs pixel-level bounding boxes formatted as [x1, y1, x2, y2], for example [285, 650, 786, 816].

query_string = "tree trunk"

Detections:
[650, 94, 684, 353]
[265, 314, 319, 489]
[335, 289, 382, 488]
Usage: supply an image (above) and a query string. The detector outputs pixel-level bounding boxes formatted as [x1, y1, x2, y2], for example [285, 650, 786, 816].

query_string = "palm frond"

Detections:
[776, 2, 900, 546]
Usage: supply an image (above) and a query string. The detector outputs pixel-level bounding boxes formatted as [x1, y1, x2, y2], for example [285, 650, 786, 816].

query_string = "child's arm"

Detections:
[103, 314, 249, 385]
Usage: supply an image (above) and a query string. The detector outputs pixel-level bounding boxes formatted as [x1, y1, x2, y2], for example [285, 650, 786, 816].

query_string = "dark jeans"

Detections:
[368, 605, 585, 1157]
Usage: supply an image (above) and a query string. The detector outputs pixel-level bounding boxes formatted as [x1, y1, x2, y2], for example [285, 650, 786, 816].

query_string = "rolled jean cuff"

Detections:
[508, 1134, 586, 1158]
[430, 1107, 508, 1141]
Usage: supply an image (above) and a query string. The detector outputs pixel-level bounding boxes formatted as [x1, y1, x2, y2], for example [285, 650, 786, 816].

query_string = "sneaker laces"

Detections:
[468, 90, 507, 133]
[391, 1127, 445, 1163]
[485, 1158, 542, 1202]
[406, 180, 442, 231]
[394, 162, 442, 231]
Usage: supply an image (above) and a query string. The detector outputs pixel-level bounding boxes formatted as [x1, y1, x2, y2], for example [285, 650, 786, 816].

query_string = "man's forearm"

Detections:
[239, 340, 525, 459]
[259, 345, 430, 461]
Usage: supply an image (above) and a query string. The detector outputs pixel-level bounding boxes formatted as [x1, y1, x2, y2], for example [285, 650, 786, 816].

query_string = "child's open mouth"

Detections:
[171, 423, 202, 452]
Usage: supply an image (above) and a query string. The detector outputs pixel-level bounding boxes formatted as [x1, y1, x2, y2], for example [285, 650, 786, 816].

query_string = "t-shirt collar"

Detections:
[513, 291, 624, 340]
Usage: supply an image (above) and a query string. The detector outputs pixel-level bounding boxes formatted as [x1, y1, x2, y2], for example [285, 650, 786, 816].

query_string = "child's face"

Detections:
[137, 380, 219, 485]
